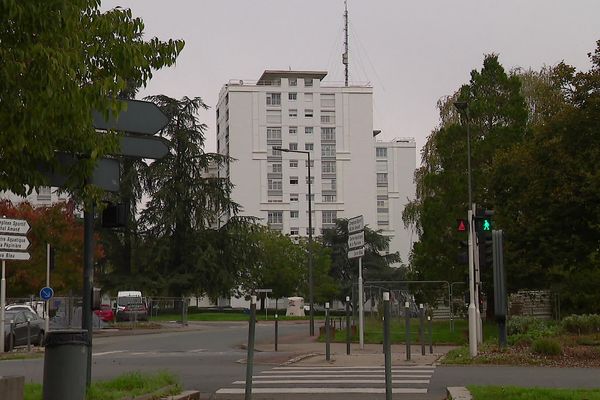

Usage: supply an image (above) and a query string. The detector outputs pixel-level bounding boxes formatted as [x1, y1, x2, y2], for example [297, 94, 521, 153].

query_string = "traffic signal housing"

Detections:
[475, 208, 494, 269]
[102, 202, 129, 228]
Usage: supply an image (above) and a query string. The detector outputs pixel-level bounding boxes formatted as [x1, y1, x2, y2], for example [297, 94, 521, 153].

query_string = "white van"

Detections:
[116, 291, 148, 321]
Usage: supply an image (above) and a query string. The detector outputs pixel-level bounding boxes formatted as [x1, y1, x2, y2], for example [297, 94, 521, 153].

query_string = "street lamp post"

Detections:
[454, 101, 478, 356]
[279, 148, 315, 336]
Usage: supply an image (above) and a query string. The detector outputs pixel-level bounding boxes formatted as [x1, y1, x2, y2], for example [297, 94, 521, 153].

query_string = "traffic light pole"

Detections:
[468, 208, 478, 357]
[473, 225, 482, 344]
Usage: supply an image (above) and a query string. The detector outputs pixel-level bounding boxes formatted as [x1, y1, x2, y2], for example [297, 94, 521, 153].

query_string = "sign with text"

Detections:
[348, 215, 364, 234]
[0, 251, 31, 261]
[0, 235, 30, 251]
[348, 231, 365, 249]
[0, 218, 30, 235]
[348, 247, 365, 259]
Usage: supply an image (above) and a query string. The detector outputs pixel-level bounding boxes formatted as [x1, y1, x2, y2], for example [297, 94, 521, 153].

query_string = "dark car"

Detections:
[115, 297, 148, 322]
[3, 309, 45, 350]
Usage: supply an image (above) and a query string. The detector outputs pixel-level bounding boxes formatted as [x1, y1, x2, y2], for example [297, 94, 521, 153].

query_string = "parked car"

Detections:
[5, 304, 39, 315]
[94, 304, 115, 322]
[3, 309, 45, 351]
[116, 291, 148, 322]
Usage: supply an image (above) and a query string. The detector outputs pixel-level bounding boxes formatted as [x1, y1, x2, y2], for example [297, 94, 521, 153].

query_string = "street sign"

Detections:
[40, 287, 54, 301]
[0, 251, 31, 261]
[92, 99, 169, 135]
[348, 231, 365, 249]
[348, 247, 365, 259]
[0, 235, 30, 251]
[348, 215, 364, 234]
[119, 135, 170, 159]
[256, 289, 273, 293]
[0, 218, 30, 235]
[40, 153, 120, 192]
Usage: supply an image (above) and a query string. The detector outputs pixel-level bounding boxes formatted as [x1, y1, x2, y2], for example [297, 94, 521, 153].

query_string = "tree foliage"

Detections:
[0, 1, 183, 198]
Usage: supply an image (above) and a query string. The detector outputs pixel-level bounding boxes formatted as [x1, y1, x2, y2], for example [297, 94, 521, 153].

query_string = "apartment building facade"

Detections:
[216, 70, 415, 265]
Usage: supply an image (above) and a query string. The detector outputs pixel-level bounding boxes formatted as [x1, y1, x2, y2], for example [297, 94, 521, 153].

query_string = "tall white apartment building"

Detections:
[216, 70, 415, 265]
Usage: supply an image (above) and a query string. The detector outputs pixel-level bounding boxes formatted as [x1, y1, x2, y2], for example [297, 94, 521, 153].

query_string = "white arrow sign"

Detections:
[348, 247, 365, 259]
[348, 231, 365, 249]
[348, 215, 364, 234]
[0, 251, 31, 261]
[0, 235, 30, 251]
[0, 218, 30, 235]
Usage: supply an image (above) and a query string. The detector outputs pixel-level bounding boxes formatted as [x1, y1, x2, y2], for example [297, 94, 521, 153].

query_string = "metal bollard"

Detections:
[420, 304, 425, 356]
[325, 302, 331, 361]
[405, 302, 411, 361]
[428, 315, 433, 354]
[383, 293, 392, 400]
[244, 296, 256, 400]
[345, 296, 351, 355]
[274, 314, 278, 352]
[27, 319, 31, 352]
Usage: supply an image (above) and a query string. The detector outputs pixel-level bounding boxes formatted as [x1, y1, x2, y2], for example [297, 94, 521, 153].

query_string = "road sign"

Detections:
[0, 235, 30, 251]
[348, 231, 365, 249]
[256, 289, 273, 293]
[92, 99, 169, 135]
[0, 251, 31, 261]
[0, 218, 30, 235]
[348, 215, 364, 234]
[40, 287, 54, 301]
[348, 247, 365, 259]
[40, 153, 120, 192]
[119, 135, 170, 159]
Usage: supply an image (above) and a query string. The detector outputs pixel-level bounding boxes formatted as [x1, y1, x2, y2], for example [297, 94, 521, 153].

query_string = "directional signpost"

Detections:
[348, 215, 365, 349]
[1, 218, 31, 353]
[40, 287, 54, 301]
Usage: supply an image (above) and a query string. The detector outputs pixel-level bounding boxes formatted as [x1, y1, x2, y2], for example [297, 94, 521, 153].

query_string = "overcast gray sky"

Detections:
[101, 0, 600, 160]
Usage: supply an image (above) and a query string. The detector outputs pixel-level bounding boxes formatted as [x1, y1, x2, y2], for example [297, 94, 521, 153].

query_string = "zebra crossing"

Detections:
[216, 364, 436, 397]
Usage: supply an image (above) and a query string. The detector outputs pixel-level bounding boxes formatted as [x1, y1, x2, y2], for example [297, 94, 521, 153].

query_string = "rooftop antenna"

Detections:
[343, 0, 349, 86]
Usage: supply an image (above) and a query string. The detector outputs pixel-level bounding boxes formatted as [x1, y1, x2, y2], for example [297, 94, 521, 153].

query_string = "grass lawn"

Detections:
[149, 312, 325, 322]
[321, 317, 497, 345]
[25, 371, 180, 400]
[468, 385, 600, 400]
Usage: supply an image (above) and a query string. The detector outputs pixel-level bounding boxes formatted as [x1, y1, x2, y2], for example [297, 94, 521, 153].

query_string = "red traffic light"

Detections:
[457, 219, 468, 232]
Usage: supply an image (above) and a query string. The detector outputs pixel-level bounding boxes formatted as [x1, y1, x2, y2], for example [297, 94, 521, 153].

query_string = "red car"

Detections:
[94, 304, 115, 322]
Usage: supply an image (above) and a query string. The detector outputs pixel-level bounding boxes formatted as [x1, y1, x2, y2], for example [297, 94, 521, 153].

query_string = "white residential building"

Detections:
[216, 70, 415, 265]
[0, 187, 70, 207]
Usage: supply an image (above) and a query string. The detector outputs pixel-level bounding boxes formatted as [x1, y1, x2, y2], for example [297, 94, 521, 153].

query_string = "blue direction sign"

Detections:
[40, 287, 54, 301]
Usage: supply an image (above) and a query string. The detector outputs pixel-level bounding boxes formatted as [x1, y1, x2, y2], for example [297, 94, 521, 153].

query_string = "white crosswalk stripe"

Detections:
[216, 365, 436, 397]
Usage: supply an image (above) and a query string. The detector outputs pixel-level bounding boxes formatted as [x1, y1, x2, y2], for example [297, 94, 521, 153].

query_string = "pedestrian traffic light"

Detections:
[101, 202, 129, 228]
[474, 208, 494, 233]
[478, 230, 493, 269]
[457, 240, 468, 265]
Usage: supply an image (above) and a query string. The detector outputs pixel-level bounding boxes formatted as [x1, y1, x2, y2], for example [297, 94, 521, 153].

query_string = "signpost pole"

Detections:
[83, 204, 94, 388]
[45, 243, 50, 334]
[1, 260, 5, 353]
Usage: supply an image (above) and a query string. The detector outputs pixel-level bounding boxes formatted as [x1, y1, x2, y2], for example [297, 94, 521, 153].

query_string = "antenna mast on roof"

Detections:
[343, 0, 349, 86]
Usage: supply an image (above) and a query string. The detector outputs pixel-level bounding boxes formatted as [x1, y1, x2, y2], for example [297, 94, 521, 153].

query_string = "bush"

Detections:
[531, 338, 562, 356]
[561, 314, 600, 335]
[507, 316, 558, 339]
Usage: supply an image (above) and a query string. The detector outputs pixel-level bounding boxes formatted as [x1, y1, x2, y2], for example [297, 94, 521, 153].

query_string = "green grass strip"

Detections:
[469, 385, 600, 400]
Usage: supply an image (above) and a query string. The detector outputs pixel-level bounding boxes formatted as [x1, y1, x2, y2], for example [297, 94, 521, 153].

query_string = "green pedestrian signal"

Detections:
[483, 219, 491, 231]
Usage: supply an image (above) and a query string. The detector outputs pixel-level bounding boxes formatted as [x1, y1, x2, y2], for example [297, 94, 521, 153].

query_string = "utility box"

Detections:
[43, 330, 88, 400]
[0, 376, 24, 400]
[286, 297, 305, 317]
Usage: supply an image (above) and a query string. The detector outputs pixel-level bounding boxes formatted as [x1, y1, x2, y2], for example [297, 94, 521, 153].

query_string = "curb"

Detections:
[162, 390, 202, 399]
[281, 352, 321, 365]
[447, 386, 472, 400]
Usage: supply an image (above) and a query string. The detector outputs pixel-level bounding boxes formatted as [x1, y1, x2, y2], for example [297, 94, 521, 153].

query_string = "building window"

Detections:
[268, 179, 282, 190]
[304, 159, 314, 168]
[290, 193, 299, 202]
[377, 199, 385, 207]
[305, 126, 313, 135]
[290, 210, 299, 219]
[289, 159, 298, 168]
[376, 147, 388, 158]
[267, 127, 281, 140]
[272, 163, 282, 173]
[290, 227, 299, 236]
[289, 78, 297, 86]
[320, 93, 335, 107]
[304, 109, 313, 118]
[322, 161, 336, 173]
[305, 143, 314, 151]
[290, 176, 299, 185]
[289, 126, 297, 135]
[267, 110, 282, 124]
[306, 227, 315, 235]
[289, 142, 298, 150]
[321, 144, 336, 157]
[322, 210, 337, 224]
[289, 109, 298, 118]
[321, 110, 335, 124]
[271, 146, 281, 156]
[267, 211, 283, 224]
[304, 78, 313, 87]
[321, 127, 336, 141]
[304, 93, 313, 102]
[322, 178, 336, 190]
[305, 176, 315, 184]
[37, 186, 51, 201]
[289, 92, 297, 101]
[306, 194, 315, 201]
[322, 194, 337, 203]
[266, 93, 281, 106]
[377, 173, 388, 186]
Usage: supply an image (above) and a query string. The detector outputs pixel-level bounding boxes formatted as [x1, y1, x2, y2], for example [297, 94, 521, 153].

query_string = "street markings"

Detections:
[216, 365, 436, 396]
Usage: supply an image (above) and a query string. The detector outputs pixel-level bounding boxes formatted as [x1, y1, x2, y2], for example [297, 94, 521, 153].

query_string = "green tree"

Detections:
[0, 1, 183, 198]
[138, 95, 238, 297]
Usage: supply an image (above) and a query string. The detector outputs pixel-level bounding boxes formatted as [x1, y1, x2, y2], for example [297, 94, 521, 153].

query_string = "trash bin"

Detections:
[42, 330, 88, 400]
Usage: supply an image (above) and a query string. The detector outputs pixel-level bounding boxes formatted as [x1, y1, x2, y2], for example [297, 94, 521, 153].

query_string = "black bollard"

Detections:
[405, 302, 411, 361]
[325, 302, 331, 361]
[383, 292, 392, 400]
[245, 296, 256, 400]
[419, 304, 425, 356]
[428, 315, 433, 354]
[274, 313, 278, 352]
[346, 296, 351, 355]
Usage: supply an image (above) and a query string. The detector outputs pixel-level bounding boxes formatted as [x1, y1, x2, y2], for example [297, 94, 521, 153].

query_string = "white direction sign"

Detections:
[348, 247, 365, 259]
[348, 215, 364, 234]
[0, 235, 30, 251]
[348, 231, 365, 249]
[0, 251, 31, 261]
[0, 218, 30, 235]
